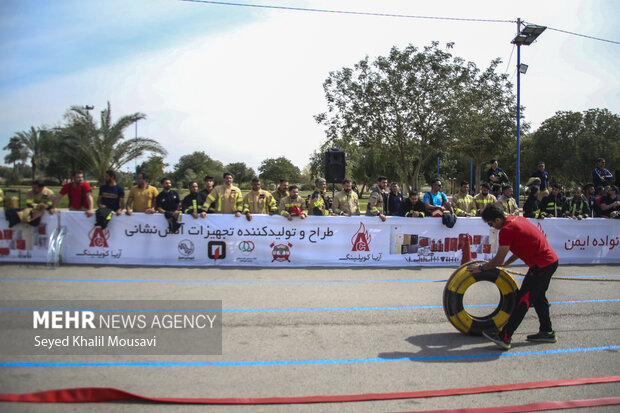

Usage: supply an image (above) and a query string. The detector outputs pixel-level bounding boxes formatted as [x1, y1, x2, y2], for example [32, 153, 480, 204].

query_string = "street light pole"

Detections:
[516, 18, 522, 206]
[511, 19, 545, 207]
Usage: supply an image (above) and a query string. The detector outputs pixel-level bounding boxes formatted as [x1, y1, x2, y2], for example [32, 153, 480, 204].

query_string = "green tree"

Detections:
[224, 162, 255, 186]
[525, 109, 620, 185]
[3, 136, 29, 172]
[172, 151, 224, 187]
[450, 58, 517, 190]
[258, 157, 301, 185]
[62, 102, 167, 183]
[316, 42, 469, 190]
[139, 155, 169, 186]
[8, 126, 49, 180]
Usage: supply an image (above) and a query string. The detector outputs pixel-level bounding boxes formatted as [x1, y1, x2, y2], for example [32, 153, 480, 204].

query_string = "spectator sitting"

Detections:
[453, 180, 476, 217]
[496, 184, 519, 216]
[473, 182, 497, 216]
[423, 178, 454, 217]
[563, 186, 591, 220]
[583, 183, 598, 217]
[523, 185, 542, 219]
[487, 159, 509, 185]
[491, 183, 502, 199]
[541, 184, 565, 218]
[398, 191, 426, 218]
[387, 182, 404, 216]
[599, 185, 620, 218]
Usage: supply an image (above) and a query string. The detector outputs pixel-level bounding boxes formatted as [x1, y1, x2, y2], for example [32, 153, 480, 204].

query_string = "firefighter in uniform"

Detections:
[243, 178, 277, 221]
[541, 184, 566, 218]
[309, 178, 331, 216]
[474, 182, 497, 216]
[563, 186, 591, 219]
[496, 185, 519, 216]
[206, 172, 243, 217]
[332, 179, 360, 216]
[453, 181, 476, 217]
[365, 176, 388, 221]
[181, 181, 207, 219]
[271, 179, 289, 207]
[278, 185, 307, 221]
[21, 180, 54, 224]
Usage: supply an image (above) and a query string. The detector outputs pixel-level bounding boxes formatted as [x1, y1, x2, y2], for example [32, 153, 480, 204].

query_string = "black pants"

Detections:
[503, 260, 558, 338]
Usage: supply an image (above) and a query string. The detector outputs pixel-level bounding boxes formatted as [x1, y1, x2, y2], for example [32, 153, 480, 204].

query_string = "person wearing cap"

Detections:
[278, 185, 307, 221]
[242, 178, 277, 221]
[309, 177, 331, 216]
[332, 179, 360, 216]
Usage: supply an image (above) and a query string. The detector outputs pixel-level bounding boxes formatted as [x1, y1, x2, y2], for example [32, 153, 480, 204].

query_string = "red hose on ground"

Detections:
[0, 376, 618, 405]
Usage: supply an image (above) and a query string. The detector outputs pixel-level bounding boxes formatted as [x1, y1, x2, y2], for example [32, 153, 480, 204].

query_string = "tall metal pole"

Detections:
[470, 159, 473, 194]
[515, 18, 522, 207]
[437, 157, 440, 178]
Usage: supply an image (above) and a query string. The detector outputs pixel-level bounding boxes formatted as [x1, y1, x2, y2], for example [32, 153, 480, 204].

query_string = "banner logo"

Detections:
[237, 240, 255, 254]
[178, 240, 195, 257]
[270, 242, 292, 262]
[208, 241, 226, 261]
[89, 227, 110, 248]
[351, 222, 371, 251]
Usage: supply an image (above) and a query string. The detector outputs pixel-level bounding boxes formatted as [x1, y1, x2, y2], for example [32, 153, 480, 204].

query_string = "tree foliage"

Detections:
[172, 151, 224, 187]
[139, 155, 169, 186]
[522, 108, 620, 185]
[61, 102, 167, 183]
[258, 157, 300, 184]
[224, 162, 256, 186]
[316, 42, 472, 189]
[6, 126, 48, 180]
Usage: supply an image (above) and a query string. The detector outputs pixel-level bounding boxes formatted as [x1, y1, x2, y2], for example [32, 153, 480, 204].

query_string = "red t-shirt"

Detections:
[60, 182, 92, 210]
[499, 216, 558, 268]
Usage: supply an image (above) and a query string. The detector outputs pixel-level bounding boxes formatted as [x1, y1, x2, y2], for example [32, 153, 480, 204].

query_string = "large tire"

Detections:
[443, 260, 518, 336]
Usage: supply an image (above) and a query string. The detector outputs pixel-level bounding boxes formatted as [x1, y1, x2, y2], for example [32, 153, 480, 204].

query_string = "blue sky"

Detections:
[1, 0, 619, 174]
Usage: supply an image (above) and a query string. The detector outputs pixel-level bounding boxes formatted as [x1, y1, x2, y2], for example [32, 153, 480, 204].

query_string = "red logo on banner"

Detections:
[88, 227, 110, 248]
[270, 242, 292, 262]
[351, 222, 371, 251]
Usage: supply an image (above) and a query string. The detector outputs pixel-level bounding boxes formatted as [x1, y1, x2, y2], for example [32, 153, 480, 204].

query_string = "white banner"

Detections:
[0, 212, 58, 263]
[57, 212, 620, 267]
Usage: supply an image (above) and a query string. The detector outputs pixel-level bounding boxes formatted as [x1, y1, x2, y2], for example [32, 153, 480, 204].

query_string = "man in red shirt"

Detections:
[468, 204, 559, 350]
[50, 170, 94, 217]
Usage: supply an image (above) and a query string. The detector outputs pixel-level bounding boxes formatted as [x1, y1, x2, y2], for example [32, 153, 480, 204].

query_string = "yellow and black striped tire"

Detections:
[443, 260, 519, 336]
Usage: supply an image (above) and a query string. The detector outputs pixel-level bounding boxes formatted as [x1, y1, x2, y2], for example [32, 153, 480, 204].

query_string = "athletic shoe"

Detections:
[526, 331, 557, 343]
[482, 330, 511, 350]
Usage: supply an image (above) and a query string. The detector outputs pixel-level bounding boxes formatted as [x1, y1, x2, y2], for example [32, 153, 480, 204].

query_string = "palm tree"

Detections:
[62, 102, 167, 182]
[9, 126, 47, 180]
[3, 136, 29, 172]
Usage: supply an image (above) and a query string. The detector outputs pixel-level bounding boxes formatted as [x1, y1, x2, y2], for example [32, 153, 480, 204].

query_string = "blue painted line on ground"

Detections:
[1, 274, 619, 284]
[0, 299, 618, 313]
[1, 345, 618, 367]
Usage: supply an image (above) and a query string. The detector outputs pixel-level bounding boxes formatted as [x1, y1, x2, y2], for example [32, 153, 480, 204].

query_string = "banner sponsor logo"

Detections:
[270, 242, 292, 262]
[208, 241, 226, 262]
[235, 240, 257, 263]
[238, 240, 255, 253]
[89, 227, 110, 248]
[177, 239, 195, 261]
[351, 222, 371, 251]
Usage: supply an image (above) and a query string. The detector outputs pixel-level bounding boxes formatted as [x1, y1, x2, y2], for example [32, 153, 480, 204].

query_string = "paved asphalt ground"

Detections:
[0, 263, 619, 412]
